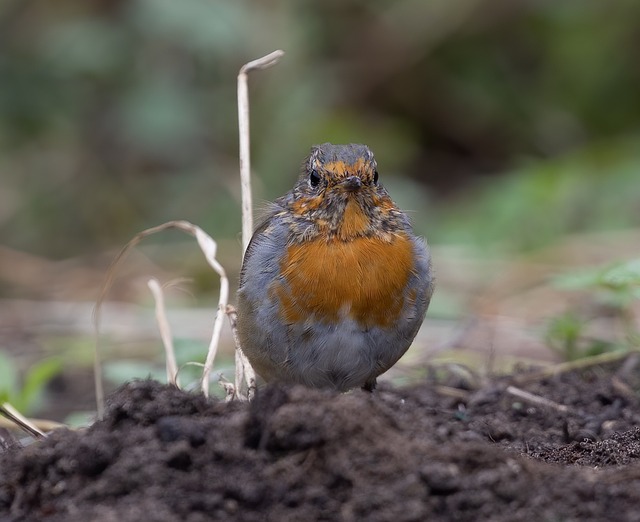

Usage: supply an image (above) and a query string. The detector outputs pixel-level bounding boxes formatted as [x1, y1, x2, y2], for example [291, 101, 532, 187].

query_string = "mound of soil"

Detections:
[2, 356, 640, 521]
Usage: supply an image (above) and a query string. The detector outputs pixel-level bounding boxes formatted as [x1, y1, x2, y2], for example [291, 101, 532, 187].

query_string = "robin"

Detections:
[236, 143, 434, 392]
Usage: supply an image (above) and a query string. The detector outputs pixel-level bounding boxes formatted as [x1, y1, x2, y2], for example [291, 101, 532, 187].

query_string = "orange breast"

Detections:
[272, 233, 415, 329]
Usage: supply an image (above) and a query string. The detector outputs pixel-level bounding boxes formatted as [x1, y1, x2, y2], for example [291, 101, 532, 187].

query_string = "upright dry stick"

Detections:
[237, 49, 285, 254]
[234, 50, 284, 396]
[147, 278, 180, 387]
[226, 305, 256, 400]
[195, 225, 230, 397]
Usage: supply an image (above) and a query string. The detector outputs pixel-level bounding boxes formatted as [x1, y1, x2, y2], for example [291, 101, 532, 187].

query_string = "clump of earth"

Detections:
[2, 355, 640, 521]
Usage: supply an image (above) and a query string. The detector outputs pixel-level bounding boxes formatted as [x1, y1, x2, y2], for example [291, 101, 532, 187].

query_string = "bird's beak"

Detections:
[341, 176, 362, 192]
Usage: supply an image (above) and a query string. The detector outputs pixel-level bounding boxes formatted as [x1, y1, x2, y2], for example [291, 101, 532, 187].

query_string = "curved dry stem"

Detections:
[94, 220, 228, 415]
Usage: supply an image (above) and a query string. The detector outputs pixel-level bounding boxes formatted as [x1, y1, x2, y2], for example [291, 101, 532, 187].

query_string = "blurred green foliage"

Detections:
[546, 259, 640, 360]
[0, 0, 638, 260]
[555, 258, 640, 309]
[0, 351, 62, 414]
[102, 337, 234, 398]
[429, 137, 640, 249]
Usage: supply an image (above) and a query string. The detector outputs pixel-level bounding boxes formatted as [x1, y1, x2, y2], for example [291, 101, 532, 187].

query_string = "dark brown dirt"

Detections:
[3, 356, 640, 521]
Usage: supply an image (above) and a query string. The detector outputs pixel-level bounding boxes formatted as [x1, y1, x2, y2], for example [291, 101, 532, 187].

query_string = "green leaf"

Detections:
[545, 314, 584, 361]
[600, 259, 640, 289]
[20, 357, 63, 413]
[552, 269, 602, 290]
[553, 259, 640, 295]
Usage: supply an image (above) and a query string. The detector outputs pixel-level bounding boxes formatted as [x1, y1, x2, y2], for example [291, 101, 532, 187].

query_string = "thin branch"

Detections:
[0, 403, 46, 439]
[0, 416, 65, 433]
[226, 305, 257, 400]
[513, 350, 636, 386]
[240, 50, 286, 75]
[93, 329, 105, 421]
[233, 50, 284, 400]
[237, 49, 285, 254]
[238, 341, 257, 400]
[433, 385, 470, 401]
[195, 226, 230, 397]
[147, 278, 179, 387]
[505, 386, 570, 414]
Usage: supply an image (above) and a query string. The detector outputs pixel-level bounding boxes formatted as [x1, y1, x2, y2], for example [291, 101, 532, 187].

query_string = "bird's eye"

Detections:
[373, 170, 379, 185]
[309, 169, 321, 187]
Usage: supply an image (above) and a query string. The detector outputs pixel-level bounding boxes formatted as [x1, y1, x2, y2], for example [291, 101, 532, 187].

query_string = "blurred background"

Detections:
[1, 0, 639, 422]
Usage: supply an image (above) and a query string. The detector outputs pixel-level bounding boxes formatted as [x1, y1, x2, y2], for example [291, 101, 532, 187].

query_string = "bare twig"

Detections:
[0, 415, 66, 433]
[234, 50, 284, 400]
[0, 403, 47, 439]
[147, 278, 179, 387]
[513, 351, 635, 386]
[237, 49, 285, 254]
[92, 330, 106, 421]
[193, 225, 230, 398]
[224, 305, 257, 400]
[505, 385, 570, 414]
[236, 339, 257, 400]
[433, 385, 470, 401]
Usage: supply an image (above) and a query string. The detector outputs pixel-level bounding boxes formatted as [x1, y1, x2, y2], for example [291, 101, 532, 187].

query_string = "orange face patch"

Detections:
[322, 158, 373, 183]
[273, 234, 415, 329]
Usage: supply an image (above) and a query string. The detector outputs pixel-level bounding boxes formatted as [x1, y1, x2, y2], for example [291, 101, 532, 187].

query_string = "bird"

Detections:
[236, 143, 434, 392]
